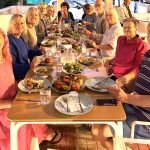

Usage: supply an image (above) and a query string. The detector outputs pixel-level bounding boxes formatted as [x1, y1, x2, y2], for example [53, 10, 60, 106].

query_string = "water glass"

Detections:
[56, 63, 63, 73]
[40, 88, 51, 105]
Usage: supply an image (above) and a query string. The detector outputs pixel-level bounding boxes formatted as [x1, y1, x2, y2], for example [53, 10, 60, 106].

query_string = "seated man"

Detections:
[118, 0, 134, 25]
[82, 4, 96, 31]
[92, 50, 150, 150]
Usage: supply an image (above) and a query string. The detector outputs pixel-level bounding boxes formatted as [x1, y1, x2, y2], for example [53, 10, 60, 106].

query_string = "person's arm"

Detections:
[69, 12, 75, 21]
[0, 100, 13, 109]
[116, 71, 136, 87]
[108, 86, 150, 107]
[131, 41, 148, 76]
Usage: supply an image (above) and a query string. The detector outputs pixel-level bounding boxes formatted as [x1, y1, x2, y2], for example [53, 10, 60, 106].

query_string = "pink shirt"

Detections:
[110, 35, 148, 78]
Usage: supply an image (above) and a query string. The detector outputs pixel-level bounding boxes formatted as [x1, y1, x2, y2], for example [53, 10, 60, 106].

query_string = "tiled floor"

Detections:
[42, 125, 150, 150]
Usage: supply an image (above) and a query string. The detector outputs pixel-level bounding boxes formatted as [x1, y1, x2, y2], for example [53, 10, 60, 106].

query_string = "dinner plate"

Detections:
[54, 94, 93, 115]
[85, 77, 116, 92]
[34, 66, 53, 77]
[18, 77, 50, 93]
[78, 56, 101, 66]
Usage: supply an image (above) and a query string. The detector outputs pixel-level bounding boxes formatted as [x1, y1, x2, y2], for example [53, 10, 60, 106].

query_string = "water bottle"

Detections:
[134, 2, 138, 13]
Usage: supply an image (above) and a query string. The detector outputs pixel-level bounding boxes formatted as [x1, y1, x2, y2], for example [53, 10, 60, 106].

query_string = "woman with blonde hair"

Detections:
[7, 14, 42, 80]
[90, 7, 123, 57]
[22, 7, 39, 49]
[46, 5, 56, 25]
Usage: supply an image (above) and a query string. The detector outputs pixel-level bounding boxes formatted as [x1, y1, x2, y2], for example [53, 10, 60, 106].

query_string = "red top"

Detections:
[110, 35, 148, 78]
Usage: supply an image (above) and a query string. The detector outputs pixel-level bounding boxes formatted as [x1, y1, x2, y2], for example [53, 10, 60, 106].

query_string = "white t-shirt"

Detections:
[100, 23, 123, 57]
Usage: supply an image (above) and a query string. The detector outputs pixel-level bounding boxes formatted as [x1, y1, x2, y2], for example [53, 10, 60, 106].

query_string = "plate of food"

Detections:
[18, 77, 50, 93]
[78, 56, 101, 66]
[62, 62, 84, 74]
[51, 74, 85, 93]
[41, 39, 56, 47]
[85, 77, 116, 92]
[54, 94, 93, 115]
[40, 56, 56, 66]
[34, 66, 53, 77]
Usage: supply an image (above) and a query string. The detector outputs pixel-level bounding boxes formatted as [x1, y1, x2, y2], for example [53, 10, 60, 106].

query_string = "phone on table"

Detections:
[96, 99, 118, 106]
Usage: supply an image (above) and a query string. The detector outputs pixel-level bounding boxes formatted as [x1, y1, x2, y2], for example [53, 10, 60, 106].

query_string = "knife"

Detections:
[78, 96, 84, 113]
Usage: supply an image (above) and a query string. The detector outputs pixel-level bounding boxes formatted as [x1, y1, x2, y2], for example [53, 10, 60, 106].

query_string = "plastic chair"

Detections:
[124, 121, 150, 144]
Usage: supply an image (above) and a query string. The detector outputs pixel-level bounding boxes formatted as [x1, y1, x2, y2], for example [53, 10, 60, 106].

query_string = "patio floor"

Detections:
[40, 125, 150, 150]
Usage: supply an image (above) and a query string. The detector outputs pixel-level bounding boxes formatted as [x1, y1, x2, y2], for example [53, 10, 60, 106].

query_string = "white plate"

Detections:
[54, 94, 93, 115]
[34, 66, 53, 77]
[18, 77, 50, 93]
[85, 77, 116, 92]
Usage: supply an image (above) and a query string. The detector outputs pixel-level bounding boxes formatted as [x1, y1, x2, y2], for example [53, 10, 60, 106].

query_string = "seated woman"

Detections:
[106, 18, 148, 87]
[46, 5, 57, 26]
[7, 14, 43, 81]
[22, 7, 39, 49]
[90, 7, 123, 57]
[82, 4, 97, 32]
[92, 49, 150, 149]
[57, 2, 75, 23]
[35, 2, 47, 45]
[0, 28, 62, 150]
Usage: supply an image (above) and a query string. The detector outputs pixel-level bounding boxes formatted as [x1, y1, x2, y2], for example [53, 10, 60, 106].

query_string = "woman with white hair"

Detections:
[22, 7, 39, 49]
[90, 7, 123, 57]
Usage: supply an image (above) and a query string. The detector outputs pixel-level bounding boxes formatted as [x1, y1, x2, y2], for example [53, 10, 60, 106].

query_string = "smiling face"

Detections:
[38, 3, 47, 16]
[27, 9, 39, 25]
[95, 3, 104, 15]
[10, 16, 25, 37]
[47, 6, 55, 17]
[123, 21, 137, 39]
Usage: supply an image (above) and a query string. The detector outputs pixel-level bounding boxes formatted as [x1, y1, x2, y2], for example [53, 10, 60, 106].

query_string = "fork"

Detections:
[63, 97, 70, 113]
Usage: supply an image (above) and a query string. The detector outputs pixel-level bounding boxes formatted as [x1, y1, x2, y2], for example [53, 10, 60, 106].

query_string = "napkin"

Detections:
[60, 97, 86, 113]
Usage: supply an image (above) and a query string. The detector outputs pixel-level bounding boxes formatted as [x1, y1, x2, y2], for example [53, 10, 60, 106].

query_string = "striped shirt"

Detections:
[133, 50, 150, 129]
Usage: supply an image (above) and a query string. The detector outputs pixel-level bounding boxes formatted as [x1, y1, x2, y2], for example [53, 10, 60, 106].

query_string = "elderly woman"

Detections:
[58, 2, 75, 23]
[22, 7, 39, 49]
[90, 7, 123, 57]
[7, 14, 43, 81]
[46, 5, 56, 25]
[82, 4, 96, 32]
[107, 18, 148, 87]
[85, 0, 107, 40]
[35, 2, 47, 45]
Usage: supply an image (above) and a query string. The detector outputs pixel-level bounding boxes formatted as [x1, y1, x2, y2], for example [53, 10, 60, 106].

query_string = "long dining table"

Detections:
[7, 61, 126, 150]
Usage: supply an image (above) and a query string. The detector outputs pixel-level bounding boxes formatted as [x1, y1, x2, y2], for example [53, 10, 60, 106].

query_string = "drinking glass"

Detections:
[40, 88, 51, 105]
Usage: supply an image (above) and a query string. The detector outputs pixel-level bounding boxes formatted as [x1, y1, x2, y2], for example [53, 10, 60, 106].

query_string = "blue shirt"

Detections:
[8, 34, 42, 81]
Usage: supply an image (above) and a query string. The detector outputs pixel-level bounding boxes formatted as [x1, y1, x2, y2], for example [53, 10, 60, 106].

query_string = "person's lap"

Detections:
[123, 104, 150, 139]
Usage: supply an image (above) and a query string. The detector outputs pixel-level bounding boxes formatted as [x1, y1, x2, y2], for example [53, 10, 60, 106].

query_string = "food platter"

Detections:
[51, 74, 85, 93]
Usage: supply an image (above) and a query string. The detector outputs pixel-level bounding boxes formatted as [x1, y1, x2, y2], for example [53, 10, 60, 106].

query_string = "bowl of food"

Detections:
[62, 62, 84, 74]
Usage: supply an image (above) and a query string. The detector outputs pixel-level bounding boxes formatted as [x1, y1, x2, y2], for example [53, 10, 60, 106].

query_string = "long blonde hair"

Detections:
[25, 7, 39, 25]
[7, 14, 25, 34]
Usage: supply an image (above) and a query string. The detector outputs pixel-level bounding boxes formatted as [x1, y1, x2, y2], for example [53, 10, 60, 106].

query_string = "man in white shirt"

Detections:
[118, 0, 134, 24]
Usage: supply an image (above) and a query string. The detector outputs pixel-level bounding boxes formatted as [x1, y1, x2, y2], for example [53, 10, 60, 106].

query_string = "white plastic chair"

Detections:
[124, 121, 150, 144]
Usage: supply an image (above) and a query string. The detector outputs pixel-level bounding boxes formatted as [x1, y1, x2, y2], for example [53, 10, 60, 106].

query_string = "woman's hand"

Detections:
[30, 57, 41, 69]
[89, 40, 97, 48]
[108, 86, 128, 103]
[85, 29, 92, 37]
[83, 21, 93, 26]
[40, 46, 47, 54]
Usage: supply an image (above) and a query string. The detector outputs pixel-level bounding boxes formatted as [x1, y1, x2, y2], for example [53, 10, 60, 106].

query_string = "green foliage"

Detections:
[0, 0, 18, 8]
